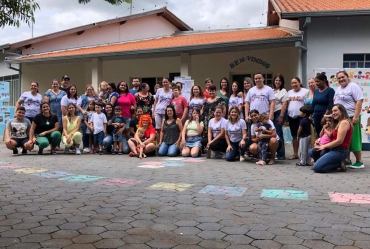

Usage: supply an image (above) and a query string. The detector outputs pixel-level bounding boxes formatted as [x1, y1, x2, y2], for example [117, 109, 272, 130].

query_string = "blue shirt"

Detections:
[129, 89, 138, 95]
[312, 87, 335, 114]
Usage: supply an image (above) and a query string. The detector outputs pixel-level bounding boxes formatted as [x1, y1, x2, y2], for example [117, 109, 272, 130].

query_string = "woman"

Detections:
[334, 70, 364, 169]
[44, 79, 66, 130]
[16, 81, 42, 123]
[201, 85, 226, 138]
[304, 78, 317, 108]
[206, 106, 228, 158]
[188, 85, 204, 117]
[116, 81, 137, 141]
[29, 102, 61, 155]
[128, 114, 156, 157]
[248, 109, 280, 165]
[76, 85, 99, 153]
[287, 77, 309, 159]
[243, 77, 254, 137]
[203, 78, 213, 99]
[312, 104, 353, 173]
[158, 105, 182, 157]
[217, 77, 230, 111]
[135, 83, 154, 115]
[272, 74, 288, 160]
[62, 103, 82, 155]
[153, 78, 172, 140]
[225, 107, 247, 162]
[107, 83, 119, 108]
[312, 73, 335, 136]
[61, 85, 78, 116]
[182, 109, 204, 157]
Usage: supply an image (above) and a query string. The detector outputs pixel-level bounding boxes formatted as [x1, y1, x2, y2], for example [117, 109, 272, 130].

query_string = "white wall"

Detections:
[307, 16, 370, 77]
[0, 54, 18, 77]
[279, 19, 299, 30]
[22, 15, 179, 55]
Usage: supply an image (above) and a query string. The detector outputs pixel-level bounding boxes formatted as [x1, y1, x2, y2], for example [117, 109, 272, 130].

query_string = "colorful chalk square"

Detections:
[139, 161, 163, 165]
[148, 182, 193, 192]
[58, 175, 104, 182]
[32, 171, 74, 179]
[261, 189, 308, 200]
[329, 192, 370, 204]
[183, 159, 206, 163]
[138, 164, 165, 169]
[162, 161, 184, 167]
[15, 167, 49, 174]
[163, 157, 185, 161]
[0, 165, 24, 169]
[0, 161, 10, 165]
[199, 185, 247, 197]
[95, 178, 142, 187]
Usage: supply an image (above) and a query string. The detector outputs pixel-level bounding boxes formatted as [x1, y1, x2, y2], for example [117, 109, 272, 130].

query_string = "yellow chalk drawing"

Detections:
[148, 182, 193, 192]
[15, 167, 49, 174]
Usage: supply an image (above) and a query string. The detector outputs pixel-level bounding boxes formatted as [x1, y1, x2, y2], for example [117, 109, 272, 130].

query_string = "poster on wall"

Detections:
[174, 76, 194, 101]
[0, 81, 14, 135]
[315, 68, 370, 143]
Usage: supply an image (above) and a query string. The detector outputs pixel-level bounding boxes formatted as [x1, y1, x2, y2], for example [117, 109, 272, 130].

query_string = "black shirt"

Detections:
[33, 114, 58, 134]
[129, 118, 139, 133]
[59, 87, 68, 92]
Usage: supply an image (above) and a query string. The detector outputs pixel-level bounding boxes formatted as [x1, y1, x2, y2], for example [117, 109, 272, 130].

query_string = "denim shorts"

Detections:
[94, 131, 105, 146]
[186, 136, 202, 148]
[123, 117, 131, 128]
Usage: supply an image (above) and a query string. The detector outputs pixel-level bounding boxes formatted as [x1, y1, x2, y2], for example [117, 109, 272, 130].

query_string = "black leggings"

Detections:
[201, 138, 228, 152]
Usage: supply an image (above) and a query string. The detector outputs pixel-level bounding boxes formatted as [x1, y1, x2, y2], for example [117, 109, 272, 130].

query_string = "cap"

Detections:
[62, 75, 70, 80]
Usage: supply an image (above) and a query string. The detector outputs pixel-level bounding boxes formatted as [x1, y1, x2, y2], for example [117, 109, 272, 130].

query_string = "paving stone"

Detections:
[0, 230, 30, 238]
[354, 240, 370, 249]
[175, 221, 199, 227]
[247, 231, 275, 240]
[274, 235, 304, 245]
[51, 230, 79, 239]
[0, 238, 20, 247]
[198, 231, 226, 240]
[172, 245, 203, 249]
[72, 235, 102, 243]
[79, 226, 107, 235]
[171, 235, 202, 245]
[267, 228, 295, 236]
[221, 226, 249, 235]
[302, 240, 335, 249]
[251, 240, 282, 249]
[64, 244, 96, 249]
[30, 226, 59, 234]
[288, 224, 315, 231]
[99, 231, 127, 239]
[223, 235, 253, 244]
[174, 227, 202, 236]
[324, 235, 354, 246]
[7, 243, 41, 249]
[197, 222, 223, 231]
[146, 239, 176, 248]
[295, 231, 324, 240]
[281, 246, 309, 249]
[118, 245, 151, 249]
[20, 234, 51, 242]
[59, 223, 86, 230]
[40, 238, 73, 248]
[122, 235, 152, 244]
[198, 240, 230, 249]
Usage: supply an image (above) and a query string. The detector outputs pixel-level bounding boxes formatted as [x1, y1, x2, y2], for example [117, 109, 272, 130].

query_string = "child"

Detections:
[111, 106, 126, 155]
[85, 100, 96, 153]
[99, 81, 109, 104]
[255, 113, 273, 165]
[309, 114, 334, 162]
[296, 105, 313, 166]
[128, 128, 147, 158]
[170, 85, 189, 124]
[91, 102, 107, 155]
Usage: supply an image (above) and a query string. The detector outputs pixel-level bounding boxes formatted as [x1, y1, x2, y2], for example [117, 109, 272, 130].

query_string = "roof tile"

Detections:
[274, 0, 370, 12]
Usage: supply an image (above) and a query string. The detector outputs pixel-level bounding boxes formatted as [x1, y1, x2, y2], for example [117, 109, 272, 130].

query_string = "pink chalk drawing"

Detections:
[95, 178, 142, 187]
[140, 161, 163, 165]
[0, 165, 24, 169]
[183, 159, 206, 163]
[138, 164, 165, 169]
[329, 192, 370, 204]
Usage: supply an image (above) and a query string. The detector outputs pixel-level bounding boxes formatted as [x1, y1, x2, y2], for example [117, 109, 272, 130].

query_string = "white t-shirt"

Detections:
[334, 82, 364, 117]
[154, 88, 173, 115]
[225, 119, 247, 143]
[188, 98, 204, 117]
[245, 85, 275, 114]
[91, 112, 107, 134]
[251, 120, 280, 140]
[208, 117, 227, 138]
[229, 94, 244, 119]
[19, 91, 42, 118]
[274, 88, 289, 112]
[61, 95, 78, 107]
[287, 88, 309, 118]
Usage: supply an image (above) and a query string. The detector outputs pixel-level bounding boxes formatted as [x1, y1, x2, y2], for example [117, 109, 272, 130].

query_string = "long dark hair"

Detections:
[67, 85, 78, 99]
[108, 83, 117, 92]
[190, 85, 204, 100]
[117, 81, 129, 94]
[105, 103, 114, 118]
[292, 77, 303, 87]
[165, 105, 177, 120]
[231, 81, 242, 96]
[219, 77, 230, 96]
[39, 102, 55, 118]
[188, 108, 200, 123]
[66, 103, 78, 120]
[315, 73, 329, 86]
[273, 74, 285, 90]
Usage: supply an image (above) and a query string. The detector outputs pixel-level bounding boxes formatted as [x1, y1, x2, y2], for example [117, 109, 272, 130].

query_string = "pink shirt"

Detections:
[116, 93, 136, 118]
[171, 96, 188, 119]
[319, 133, 332, 145]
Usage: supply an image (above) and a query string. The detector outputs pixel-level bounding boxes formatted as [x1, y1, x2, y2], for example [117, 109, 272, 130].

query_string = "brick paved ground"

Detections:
[0, 142, 369, 249]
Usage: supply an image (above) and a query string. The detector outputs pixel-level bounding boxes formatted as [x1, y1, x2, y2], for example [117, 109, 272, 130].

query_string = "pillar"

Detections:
[180, 52, 191, 77]
[91, 58, 102, 91]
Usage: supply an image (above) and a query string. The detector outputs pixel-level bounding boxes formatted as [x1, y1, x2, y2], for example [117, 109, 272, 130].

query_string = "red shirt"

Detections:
[203, 89, 210, 99]
[144, 126, 156, 140]
[332, 121, 353, 149]
[171, 96, 188, 119]
[116, 93, 136, 118]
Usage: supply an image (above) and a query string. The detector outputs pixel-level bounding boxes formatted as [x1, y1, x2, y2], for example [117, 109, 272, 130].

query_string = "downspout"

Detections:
[302, 17, 311, 86]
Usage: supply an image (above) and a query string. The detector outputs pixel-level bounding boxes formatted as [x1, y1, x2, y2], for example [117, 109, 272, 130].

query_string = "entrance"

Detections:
[141, 77, 157, 94]
[232, 73, 273, 87]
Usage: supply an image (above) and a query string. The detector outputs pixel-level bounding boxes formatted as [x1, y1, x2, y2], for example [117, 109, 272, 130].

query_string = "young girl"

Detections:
[128, 128, 147, 158]
[229, 81, 244, 119]
[309, 115, 334, 162]
[85, 100, 96, 153]
[182, 109, 204, 157]
[255, 113, 273, 165]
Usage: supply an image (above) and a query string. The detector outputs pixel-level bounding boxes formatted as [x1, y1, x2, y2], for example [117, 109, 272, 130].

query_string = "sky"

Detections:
[0, 0, 268, 45]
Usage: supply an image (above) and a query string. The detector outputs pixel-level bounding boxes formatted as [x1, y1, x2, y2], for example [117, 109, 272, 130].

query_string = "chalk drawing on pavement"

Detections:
[199, 185, 247, 197]
[148, 182, 193, 192]
[329, 192, 370, 204]
[261, 189, 308, 200]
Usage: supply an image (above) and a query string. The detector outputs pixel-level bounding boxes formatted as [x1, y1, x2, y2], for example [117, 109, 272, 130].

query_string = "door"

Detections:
[141, 77, 157, 95]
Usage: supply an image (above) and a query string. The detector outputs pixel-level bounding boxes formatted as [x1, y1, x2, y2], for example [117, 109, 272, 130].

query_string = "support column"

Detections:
[91, 58, 102, 91]
[180, 52, 191, 77]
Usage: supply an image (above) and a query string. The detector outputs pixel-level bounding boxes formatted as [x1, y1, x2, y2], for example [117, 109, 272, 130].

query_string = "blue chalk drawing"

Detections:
[0, 161, 9, 165]
[162, 161, 184, 167]
[261, 189, 308, 200]
[58, 175, 105, 182]
[199, 185, 247, 197]
[32, 171, 74, 178]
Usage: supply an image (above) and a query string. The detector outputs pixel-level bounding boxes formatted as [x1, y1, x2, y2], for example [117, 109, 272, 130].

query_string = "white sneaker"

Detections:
[83, 147, 90, 153]
[240, 157, 246, 162]
[75, 148, 81, 155]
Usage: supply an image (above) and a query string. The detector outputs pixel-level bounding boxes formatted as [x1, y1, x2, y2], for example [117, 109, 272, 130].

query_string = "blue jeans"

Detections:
[274, 110, 286, 158]
[158, 142, 179, 157]
[94, 131, 104, 146]
[225, 140, 247, 162]
[81, 122, 89, 148]
[312, 147, 349, 173]
[313, 112, 325, 137]
[103, 134, 129, 154]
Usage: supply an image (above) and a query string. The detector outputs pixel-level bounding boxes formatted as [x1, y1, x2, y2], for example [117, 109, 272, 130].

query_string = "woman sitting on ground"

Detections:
[312, 104, 353, 173]
[62, 103, 82, 155]
[127, 114, 156, 157]
[29, 102, 61, 155]
[225, 107, 247, 162]
[206, 106, 228, 158]
[182, 109, 204, 158]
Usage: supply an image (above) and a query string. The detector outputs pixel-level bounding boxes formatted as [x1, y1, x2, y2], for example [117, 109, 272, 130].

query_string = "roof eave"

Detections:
[161, 9, 193, 31]
[281, 9, 370, 19]
[6, 35, 302, 64]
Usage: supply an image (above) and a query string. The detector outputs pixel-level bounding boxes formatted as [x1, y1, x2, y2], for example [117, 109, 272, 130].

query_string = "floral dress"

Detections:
[201, 97, 225, 137]
[136, 93, 154, 115]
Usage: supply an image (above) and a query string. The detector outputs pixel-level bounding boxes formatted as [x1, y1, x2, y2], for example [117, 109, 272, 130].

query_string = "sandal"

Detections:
[289, 155, 299, 160]
[339, 161, 347, 172]
[296, 162, 308, 166]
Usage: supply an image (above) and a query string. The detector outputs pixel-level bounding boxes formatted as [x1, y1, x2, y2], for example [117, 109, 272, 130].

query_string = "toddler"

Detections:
[309, 115, 334, 162]
[255, 113, 273, 165]
[128, 128, 147, 159]
[111, 106, 126, 154]
[91, 102, 107, 155]
[85, 100, 96, 153]
[99, 81, 109, 104]
[296, 105, 313, 166]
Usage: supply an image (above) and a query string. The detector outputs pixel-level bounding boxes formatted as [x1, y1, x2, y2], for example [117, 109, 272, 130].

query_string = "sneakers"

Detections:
[21, 148, 27, 155]
[350, 161, 364, 169]
[12, 149, 18, 156]
[345, 160, 352, 166]
[118, 151, 123, 155]
[206, 149, 211, 159]
[83, 147, 90, 153]
[64, 147, 69, 154]
[75, 148, 81, 155]
[240, 156, 246, 162]
[98, 150, 103, 155]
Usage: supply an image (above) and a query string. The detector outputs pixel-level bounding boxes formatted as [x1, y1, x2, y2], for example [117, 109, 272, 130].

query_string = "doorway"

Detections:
[141, 77, 157, 95]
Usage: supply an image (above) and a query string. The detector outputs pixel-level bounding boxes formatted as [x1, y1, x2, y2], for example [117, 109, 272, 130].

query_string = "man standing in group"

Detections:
[60, 75, 70, 92]
[129, 77, 140, 95]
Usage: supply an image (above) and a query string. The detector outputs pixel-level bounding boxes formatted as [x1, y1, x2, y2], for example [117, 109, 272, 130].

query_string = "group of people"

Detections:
[5, 70, 364, 173]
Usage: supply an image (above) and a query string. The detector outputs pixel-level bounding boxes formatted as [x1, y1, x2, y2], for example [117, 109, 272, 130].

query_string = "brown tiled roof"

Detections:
[13, 27, 298, 61]
[273, 0, 370, 13]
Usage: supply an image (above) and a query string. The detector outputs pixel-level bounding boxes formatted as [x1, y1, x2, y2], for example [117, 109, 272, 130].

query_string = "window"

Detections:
[343, 54, 370, 68]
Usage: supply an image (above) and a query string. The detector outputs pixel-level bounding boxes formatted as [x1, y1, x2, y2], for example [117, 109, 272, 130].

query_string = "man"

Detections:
[60, 75, 70, 92]
[129, 77, 140, 95]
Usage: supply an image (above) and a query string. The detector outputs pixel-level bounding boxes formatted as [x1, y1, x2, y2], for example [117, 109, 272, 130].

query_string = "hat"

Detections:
[62, 75, 70, 80]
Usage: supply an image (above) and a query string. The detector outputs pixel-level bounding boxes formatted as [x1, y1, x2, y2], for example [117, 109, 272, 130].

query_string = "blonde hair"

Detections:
[99, 81, 108, 91]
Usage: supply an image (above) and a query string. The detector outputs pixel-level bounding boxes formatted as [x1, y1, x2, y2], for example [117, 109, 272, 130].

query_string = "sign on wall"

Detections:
[174, 76, 194, 101]
[0, 81, 14, 135]
[315, 68, 370, 143]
